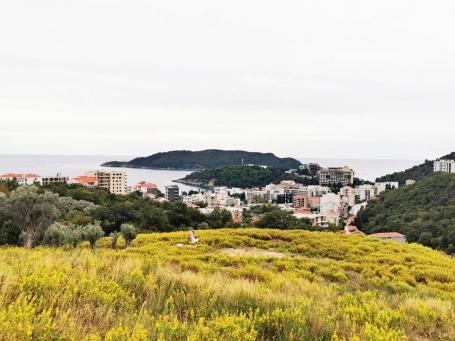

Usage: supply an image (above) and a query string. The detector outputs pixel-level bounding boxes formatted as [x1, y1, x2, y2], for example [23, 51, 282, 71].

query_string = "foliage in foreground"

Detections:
[0, 228, 454, 340]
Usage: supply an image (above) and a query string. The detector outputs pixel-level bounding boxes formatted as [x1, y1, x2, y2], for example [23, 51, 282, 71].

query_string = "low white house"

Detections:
[0, 173, 42, 186]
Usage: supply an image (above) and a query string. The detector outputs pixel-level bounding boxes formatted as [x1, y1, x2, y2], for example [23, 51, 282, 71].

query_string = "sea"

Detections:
[0, 155, 421, 192]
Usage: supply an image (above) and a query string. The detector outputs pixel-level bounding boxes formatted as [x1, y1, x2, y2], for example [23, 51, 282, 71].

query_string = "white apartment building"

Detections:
[306, 185, 331, 197]
[376, 182, 399, 194]
[356, 184, 378, 202]
[264, 184, 286, 202]
[320, 193, 341, 215]
[339, 186, 356, 207]
[434, 159, 455, 173]
[245, 189, 267, 204]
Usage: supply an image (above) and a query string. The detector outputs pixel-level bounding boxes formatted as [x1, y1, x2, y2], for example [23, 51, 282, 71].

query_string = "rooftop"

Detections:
[370, 232, 405, 238]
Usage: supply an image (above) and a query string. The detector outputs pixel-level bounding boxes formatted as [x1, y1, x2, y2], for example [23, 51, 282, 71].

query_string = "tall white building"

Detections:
[434, 159, 455, 173]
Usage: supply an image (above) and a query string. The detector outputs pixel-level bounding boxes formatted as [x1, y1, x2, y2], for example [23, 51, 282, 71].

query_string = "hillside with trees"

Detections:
[176, 165, 318, 188]
[102, 149, 301, 170]
[355, 173, 455, 254]
[376, 151, 455, 184]
[0, 182, 325, 248]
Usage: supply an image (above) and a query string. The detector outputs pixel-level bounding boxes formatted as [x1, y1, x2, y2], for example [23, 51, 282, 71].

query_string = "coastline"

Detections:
[101, 163, 204, 172]
[173, 178, 214, 190]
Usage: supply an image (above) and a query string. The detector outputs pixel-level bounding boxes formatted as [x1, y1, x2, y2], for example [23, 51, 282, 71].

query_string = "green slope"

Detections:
[356, 173, 455, 253]
[376, 151, 455, 184]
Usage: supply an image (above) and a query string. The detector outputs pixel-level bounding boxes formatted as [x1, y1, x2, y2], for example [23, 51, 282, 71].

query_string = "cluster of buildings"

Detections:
[182, 186, 244, 222]
[0, 170, 187, 203]
[240, 179, 397, 228]
[0, 171, 129, 195]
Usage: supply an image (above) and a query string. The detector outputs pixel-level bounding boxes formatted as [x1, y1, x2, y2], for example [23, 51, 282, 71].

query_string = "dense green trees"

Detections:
[356, 173, 455, 253]
[103, 149, 302, 170]
[0, 181, 333, 249]
[179, 166, 318, 188]
[3, 187, 60, 248]
[254, 210, 313, 230]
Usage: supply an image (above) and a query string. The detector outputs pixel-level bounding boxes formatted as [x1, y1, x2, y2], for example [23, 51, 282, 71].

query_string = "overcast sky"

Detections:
[1, 1, 454, 160]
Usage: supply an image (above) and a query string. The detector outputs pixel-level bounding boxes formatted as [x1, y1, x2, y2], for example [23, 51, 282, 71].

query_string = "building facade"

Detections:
[85, 171, 127, 195]
[165, 185, 180, 201]
[42, 173, 69, 186]
[0, 173, 42, 186]
[434, 159, 455, 173]
[318, 167, 354, 186]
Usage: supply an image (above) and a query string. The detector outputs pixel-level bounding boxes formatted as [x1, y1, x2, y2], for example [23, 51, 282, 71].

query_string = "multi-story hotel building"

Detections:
[318, 167, 354, 186]
[85, 170, 127, 195]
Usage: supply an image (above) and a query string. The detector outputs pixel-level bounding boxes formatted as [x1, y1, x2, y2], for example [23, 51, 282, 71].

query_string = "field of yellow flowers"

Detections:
[0, 228, 454, 340]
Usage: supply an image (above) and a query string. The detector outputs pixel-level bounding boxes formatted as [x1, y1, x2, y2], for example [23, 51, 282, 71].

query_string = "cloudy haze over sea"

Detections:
[0, 155, 421, 190]
[1, 1, 455, 159]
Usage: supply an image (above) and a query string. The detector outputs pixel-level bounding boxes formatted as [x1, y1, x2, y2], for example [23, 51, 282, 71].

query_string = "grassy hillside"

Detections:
[376, 151, 455, 184]
[356, 173, 455, 253]
[1, 228, 454, 340]
[102, 149, 301, 170]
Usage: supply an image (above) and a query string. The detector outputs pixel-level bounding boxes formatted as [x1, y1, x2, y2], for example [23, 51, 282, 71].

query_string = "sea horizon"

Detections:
[0, 154, 422, 188]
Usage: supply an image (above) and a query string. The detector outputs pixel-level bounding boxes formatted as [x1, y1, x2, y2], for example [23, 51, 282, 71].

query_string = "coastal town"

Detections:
[6, 159, 452, 244]
[1, 158, 452, 245]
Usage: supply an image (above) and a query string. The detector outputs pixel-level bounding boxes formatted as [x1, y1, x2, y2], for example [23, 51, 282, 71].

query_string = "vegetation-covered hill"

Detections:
[376, 151, 455, 184]
[1, 228, 455, 340]
[177, 165, 318, 188]
[356, 173, 455, 253]
[102, 149, 301, 170]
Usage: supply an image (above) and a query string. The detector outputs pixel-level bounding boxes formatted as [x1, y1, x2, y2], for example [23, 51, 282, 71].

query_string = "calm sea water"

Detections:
[0, 155, 421, 191]
[0, 155, 198, 192]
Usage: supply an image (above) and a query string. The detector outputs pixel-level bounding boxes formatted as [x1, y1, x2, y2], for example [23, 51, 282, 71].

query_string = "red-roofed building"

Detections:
[370, 232, 406, 243]
[70, 176, 98, 188]
[0, 173, 42, 185]
[134, 181, 159, 198]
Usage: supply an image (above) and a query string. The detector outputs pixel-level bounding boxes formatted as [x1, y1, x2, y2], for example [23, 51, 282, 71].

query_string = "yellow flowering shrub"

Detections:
[0, 228, 454, 340]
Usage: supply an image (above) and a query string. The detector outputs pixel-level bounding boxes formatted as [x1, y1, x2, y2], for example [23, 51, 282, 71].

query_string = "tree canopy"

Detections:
[355, 173, 455, 254]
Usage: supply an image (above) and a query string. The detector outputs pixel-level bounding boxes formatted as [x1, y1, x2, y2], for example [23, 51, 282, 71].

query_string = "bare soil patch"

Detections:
[220, 247, 285, 258]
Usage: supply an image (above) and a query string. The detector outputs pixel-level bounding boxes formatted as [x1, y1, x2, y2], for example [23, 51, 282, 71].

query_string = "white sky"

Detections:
[1, 0, 454, 160]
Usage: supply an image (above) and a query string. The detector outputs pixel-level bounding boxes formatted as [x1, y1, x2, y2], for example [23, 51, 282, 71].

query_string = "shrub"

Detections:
[121, 224, 137, 248]
[43, 223, 82, 248]
[81, 222, 104, 250]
